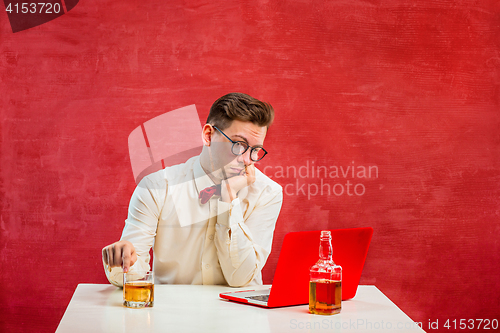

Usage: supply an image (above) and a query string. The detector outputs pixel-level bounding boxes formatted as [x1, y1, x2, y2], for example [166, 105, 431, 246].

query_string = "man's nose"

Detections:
[237, 149, 253, 166]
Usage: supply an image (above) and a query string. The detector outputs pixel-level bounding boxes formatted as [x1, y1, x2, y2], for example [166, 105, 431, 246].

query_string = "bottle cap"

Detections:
[321, 230, 331, 238]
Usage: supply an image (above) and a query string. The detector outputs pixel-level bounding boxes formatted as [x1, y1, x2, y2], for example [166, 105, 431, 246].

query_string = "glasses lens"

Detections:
[251, 148, 266, 161]
[232, 142, 247, 155]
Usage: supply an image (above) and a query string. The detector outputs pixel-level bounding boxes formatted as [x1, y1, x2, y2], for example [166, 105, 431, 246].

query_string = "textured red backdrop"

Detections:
[1, 1, 499, 332]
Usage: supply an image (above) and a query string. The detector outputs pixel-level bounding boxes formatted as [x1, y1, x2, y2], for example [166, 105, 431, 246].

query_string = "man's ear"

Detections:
[201, 124, 213, 146]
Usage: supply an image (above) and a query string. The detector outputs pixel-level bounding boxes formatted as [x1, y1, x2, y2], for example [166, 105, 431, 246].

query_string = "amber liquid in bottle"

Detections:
[309, 231, 342, 315]
[309, 280, 341, 315]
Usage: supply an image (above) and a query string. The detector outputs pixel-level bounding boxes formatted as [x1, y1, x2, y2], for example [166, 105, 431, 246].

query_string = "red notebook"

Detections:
[219, 227, 373, 308]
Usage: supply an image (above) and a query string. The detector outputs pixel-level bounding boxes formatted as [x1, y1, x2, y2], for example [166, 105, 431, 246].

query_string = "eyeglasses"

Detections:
[213, 126, 268, 162]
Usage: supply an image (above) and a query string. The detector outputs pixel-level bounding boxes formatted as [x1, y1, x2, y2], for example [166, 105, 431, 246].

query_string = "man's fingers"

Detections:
[107, 246, 113, 267]
[102, 247, 107, 265]
[102, 241, 137, 272]
[105, 247, 112, 272]
[121, 247, 131, 273]
[112, 245, 122, 269]
[245, 165, 256, 186]
[247, 164, 255, 174]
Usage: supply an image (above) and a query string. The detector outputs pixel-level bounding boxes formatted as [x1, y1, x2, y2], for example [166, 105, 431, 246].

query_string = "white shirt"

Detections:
[104, 155, 283, 287]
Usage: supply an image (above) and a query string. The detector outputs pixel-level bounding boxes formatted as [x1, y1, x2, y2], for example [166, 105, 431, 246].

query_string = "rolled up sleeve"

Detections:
[103, 176, 165, 286]
[214, 188, 283, 287]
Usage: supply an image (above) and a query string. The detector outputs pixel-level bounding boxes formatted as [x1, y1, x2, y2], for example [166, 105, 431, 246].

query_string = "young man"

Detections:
[102, 93, 283, 287]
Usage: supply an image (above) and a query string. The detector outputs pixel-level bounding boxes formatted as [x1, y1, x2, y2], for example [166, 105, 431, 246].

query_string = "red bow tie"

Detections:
[199, 184, 222, 204]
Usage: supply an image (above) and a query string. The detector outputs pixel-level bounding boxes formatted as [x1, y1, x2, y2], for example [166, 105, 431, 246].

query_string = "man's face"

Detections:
[208, 120, 267, 180]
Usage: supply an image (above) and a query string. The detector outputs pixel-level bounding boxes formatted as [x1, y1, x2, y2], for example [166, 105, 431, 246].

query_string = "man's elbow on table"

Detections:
[224, 265, 259, 288]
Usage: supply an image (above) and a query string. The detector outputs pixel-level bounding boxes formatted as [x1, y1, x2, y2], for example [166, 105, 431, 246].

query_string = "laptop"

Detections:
[219, 227, 373, 308]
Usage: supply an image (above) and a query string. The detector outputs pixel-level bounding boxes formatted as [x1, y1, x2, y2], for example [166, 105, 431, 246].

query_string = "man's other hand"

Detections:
[102, 240, 137, 273]
[221, 164, 256, 202]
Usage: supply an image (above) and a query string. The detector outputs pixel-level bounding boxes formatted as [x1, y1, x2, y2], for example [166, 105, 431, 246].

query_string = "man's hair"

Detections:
[206, 92, 274, 130]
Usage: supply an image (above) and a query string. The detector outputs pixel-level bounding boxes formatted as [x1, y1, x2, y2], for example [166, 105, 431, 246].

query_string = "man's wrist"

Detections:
[220, 179, 236, 203]
[216, 197, 242, 228]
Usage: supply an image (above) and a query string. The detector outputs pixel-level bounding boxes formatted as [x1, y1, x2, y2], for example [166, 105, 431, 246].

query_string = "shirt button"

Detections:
[208, 234, 214, 240]
[205, 264, 211, 269]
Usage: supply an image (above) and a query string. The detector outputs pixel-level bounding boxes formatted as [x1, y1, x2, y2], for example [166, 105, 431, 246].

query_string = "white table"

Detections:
[56, 284, 425, 333]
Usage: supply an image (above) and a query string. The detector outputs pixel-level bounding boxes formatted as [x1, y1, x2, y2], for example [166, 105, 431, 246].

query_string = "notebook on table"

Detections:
[219, 227, 373, 308]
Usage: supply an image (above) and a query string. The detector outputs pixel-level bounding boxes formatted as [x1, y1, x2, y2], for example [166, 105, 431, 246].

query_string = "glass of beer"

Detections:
[123, 271, 154, 308]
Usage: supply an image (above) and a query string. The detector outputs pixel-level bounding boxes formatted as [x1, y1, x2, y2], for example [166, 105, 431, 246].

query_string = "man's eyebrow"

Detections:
[233, 134, 249, 144]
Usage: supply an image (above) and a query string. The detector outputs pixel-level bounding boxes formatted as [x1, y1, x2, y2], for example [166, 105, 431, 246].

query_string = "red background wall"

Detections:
[1, 1, 499, 332]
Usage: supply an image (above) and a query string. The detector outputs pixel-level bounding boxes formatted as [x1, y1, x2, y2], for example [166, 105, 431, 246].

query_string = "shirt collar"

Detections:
[193, 156, 216, 195]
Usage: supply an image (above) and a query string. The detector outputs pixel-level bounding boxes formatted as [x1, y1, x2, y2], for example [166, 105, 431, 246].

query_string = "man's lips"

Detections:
[231, 167, 244, 174]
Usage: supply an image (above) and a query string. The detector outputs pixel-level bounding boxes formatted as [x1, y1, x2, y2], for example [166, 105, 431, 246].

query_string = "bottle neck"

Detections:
[319, 237, 333, 260]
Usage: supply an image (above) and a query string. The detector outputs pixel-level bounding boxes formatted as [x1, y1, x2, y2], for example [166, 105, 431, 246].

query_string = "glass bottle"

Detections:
[309, 230, 342, 315]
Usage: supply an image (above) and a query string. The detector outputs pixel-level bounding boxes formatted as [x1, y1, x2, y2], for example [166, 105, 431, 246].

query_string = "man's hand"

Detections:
[221, 164, 256, 203]
[102, 240, 137, 273]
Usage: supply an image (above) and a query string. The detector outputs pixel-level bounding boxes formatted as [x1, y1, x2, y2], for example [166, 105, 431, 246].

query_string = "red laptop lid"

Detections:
[267, 227, 373, 307]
